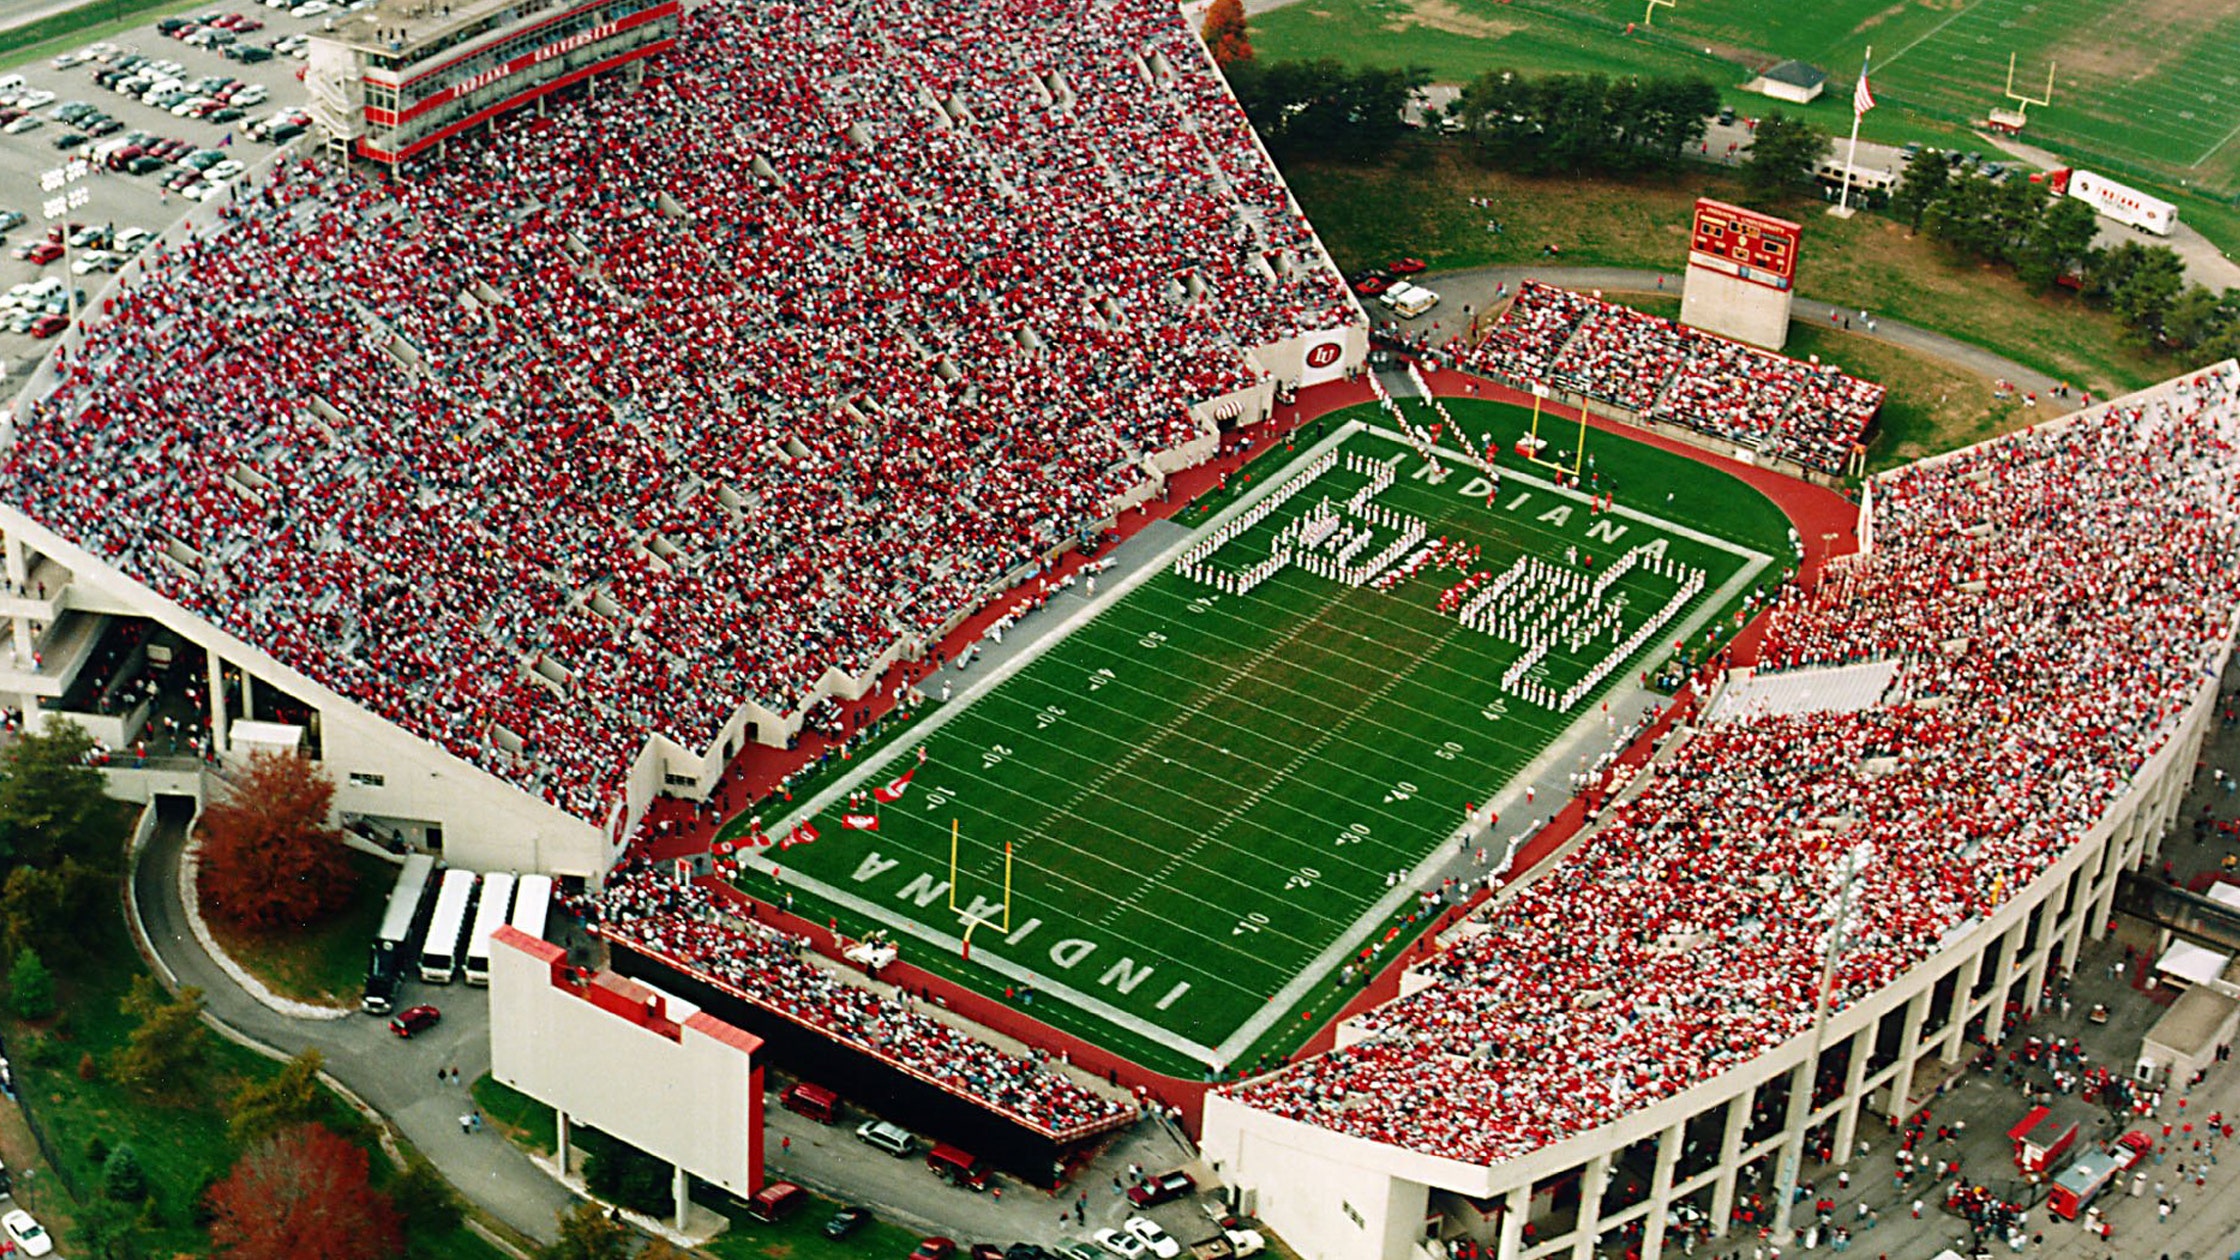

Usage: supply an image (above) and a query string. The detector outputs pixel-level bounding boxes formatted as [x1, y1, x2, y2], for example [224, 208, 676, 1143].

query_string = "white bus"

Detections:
[462, 871, 516, 986]
[362, 854, 437, 1014]
[418, 868, 479, 984]
[511, 873, 554, 944]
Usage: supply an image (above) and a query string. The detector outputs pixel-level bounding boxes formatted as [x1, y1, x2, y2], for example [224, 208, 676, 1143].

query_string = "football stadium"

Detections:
[1, 0, 2236, 1257]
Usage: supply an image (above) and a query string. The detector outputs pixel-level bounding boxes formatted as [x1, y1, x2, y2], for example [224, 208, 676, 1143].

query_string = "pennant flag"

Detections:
[840, 813, 880, 832]
[1853, 66, 1875, 119]
[874, 765, 918, 803]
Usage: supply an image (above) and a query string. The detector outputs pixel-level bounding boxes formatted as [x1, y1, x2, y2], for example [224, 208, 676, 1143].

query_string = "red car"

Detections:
[1350, 271, 1392, 296]
[22, 242, 63, 265]
[27, 314, 67, 339]
[389, 1005, 441, 1037]
[1388, 256, 1427, 274]
[910, 1240, 957, 1260]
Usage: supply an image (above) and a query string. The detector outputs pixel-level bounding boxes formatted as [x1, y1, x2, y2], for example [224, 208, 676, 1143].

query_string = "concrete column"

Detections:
[1638, 1122, 1686, 1260]
[207, 653, 227, 756]
[1571, 1153, 1612, 1260]
[4, 536, 25, 589]
[1496, 1185, 1529, 1260]
[240, 670, 257, 724]
[556, 1109, 570, 1173]
[1708, 1098, 1750, 1238]
[673, 1162, 688, 1230]
[1832, 1030, 1873, 1163]
[11, 616, 30, 669]
[1942, 949, 1984, 1062]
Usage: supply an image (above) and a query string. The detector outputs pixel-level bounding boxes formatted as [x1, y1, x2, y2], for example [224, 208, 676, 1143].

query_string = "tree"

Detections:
[388, 1157, 465, 1250]
[103, 1144, 149, 1203]
[1201, 0, 1252, 67]
[206, 1123, 400, 1260]
[0, 718, 111, 867]
[1739, 111, 1829, 199]
[227, 1048, 327, 1145]
[197, 751, 356, 931]
[2159, 283, 2229, 350]
[8, 947, 53, 1021]
[2104, 244, 2187, 342]
[537, 1203, 630, 1260]
[4, 856, 111, 964]
[2013, 196, 2099, 291]
[1890, 152, 1953, 234]
[111, 976, 208, 1096]
[585, 1137, 671, 1217]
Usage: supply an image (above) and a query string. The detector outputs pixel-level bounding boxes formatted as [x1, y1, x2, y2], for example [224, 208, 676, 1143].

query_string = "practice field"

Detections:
[1253, 0, 2240, 198]
[747, 405, 1791, 1072]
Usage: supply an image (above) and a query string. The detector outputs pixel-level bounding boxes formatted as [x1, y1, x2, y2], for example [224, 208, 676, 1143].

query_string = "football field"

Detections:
[747, 405, 1790, 1071]
[1254, 0, 2240, 197]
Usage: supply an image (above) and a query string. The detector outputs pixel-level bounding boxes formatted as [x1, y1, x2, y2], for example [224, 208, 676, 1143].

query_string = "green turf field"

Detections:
[738, 405, 1792, 1071]
[1252, 0, 2240, 210]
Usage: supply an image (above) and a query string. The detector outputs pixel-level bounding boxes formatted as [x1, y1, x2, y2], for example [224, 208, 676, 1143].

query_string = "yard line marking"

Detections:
[1873, 0, 1998, 75]
[2194, 113, 2240, 168]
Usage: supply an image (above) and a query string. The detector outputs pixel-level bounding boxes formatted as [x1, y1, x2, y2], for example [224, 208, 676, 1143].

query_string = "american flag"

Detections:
[1853, 67, 1876, 119]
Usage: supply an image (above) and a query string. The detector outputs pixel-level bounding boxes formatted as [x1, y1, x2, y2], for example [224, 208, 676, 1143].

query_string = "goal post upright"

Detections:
[949, 819, 1014, 961]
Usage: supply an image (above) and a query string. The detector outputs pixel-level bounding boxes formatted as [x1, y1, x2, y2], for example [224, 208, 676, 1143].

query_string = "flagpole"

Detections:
[1838, 46, 1872, 215]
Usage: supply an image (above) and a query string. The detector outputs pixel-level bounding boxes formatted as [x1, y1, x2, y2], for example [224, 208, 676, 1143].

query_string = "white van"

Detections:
[854, 1120, 915, 1157]
[1380, 282, 1441, 319]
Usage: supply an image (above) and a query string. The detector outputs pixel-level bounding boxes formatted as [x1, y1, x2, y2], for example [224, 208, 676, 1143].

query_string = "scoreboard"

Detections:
[1686, 198, 1801, 291]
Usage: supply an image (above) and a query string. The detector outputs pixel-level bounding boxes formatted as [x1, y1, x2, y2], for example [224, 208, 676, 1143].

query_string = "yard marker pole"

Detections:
[1003, 841, 1014, 932]
[948, 818, 960, 912]
[1839, 46, 1873, 215]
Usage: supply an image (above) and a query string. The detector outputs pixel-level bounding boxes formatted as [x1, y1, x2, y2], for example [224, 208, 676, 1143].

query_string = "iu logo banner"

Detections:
[1300, 337, 1348, 386]
[874, 766, 917, 803]
[840, 813, 880, 832]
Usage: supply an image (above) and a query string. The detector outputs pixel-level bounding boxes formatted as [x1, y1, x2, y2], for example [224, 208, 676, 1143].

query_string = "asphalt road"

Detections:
[132, 804, 581, 1246]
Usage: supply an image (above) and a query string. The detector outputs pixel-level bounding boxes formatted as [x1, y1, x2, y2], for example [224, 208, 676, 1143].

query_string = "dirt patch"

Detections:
[1383, 0, 1520, 40]
[2043, 0, 2239, 86]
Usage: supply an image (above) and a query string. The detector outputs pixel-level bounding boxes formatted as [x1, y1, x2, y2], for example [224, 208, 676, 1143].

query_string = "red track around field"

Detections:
[638, 373, 1860, 1137]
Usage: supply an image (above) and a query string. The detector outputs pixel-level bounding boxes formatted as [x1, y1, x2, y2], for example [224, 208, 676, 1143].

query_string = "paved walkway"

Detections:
[1403, 264, 2102, 411]
[128, 804, 577, 1248]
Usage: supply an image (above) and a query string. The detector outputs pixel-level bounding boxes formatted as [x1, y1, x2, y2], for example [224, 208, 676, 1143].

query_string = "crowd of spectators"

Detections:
[593, 854, 1137, 1139]
[1457, 282, 1883, 474]
[0, 0, 1354, 823]
[1226, 364, 2240, 1167]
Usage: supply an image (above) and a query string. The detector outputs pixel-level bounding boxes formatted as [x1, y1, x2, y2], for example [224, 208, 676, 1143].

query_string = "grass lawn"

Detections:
[728, 416, 1787, 1074]
[1285, 144, 2185, 400]
[0, 0, 211, 70]
[200, 843, 396, 1009]
[1246, 0, 2240, 255]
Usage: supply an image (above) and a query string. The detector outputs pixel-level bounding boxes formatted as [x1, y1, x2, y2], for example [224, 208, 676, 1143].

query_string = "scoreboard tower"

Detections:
[1679, 198, 1801, 351]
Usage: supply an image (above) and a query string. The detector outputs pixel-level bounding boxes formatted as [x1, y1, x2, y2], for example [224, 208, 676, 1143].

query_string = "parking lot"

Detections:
[0, 0, 349, 393]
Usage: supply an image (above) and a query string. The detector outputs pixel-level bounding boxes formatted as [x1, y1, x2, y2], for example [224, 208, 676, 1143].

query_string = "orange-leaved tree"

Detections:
[1202, 0, 1252, 66]
[207, 1123, 401, 1260]
[198, 750, 358, 931]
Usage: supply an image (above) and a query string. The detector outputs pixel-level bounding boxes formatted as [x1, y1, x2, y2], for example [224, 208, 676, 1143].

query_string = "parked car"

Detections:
[854, 1119, 914, 1157]
[388, 1004, 440, 1037]
[1091, 1229, 1146, 1260]
[1387, 256, 1426, 274]
[27, 314, 67, 339]
[1, 1209, 53, 1258]
[16, 241, 63, 265]
[821, 1205, 871, 1239]
[1121, 1219, 1180, 1260]
[909, 1240, 957, 1260]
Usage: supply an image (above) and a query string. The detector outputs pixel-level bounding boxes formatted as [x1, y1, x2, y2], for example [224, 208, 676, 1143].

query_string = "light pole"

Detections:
[1770, 839, 1875, 1246]
[38, 158, 93, 357]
